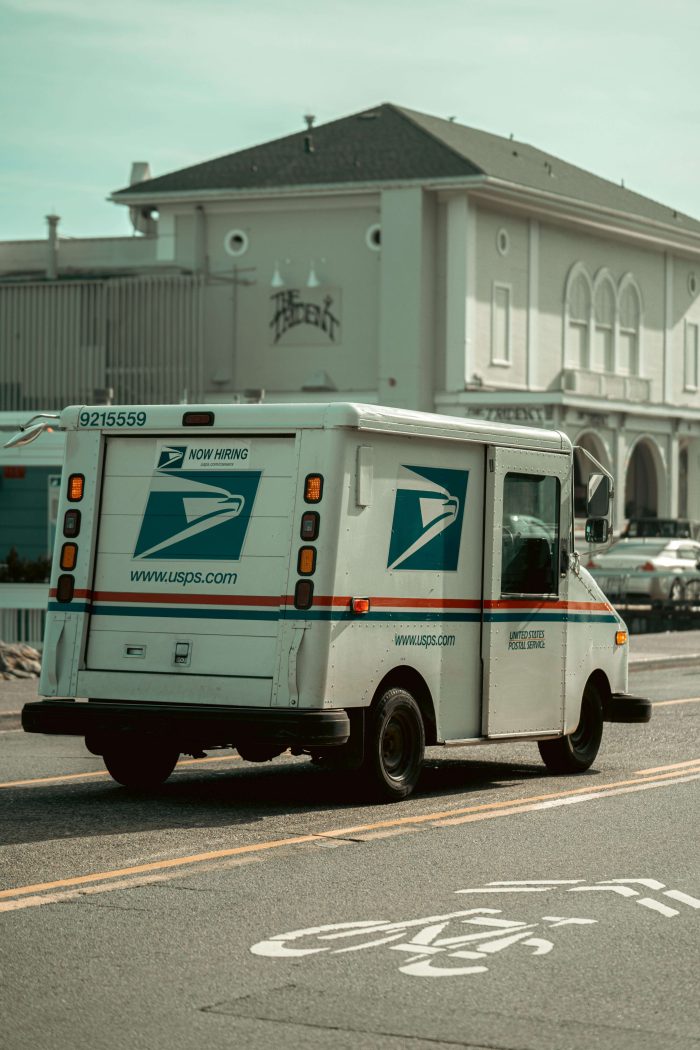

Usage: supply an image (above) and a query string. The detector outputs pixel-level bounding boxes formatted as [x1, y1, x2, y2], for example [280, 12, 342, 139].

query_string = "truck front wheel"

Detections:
[102, 737, 179, 790]
[538, 681, 603, 774]
[361, 688, 425, 802]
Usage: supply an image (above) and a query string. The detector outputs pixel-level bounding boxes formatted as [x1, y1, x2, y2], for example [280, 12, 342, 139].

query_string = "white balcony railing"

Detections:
[561, 369, 651, 401]
[0, 584, 48, 648]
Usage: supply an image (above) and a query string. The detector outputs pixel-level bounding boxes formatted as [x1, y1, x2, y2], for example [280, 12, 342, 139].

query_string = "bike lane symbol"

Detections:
[250, 908, 597, 978]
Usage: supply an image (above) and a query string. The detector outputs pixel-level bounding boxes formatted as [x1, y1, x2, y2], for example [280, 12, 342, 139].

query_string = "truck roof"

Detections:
[60, 402, 571, 453]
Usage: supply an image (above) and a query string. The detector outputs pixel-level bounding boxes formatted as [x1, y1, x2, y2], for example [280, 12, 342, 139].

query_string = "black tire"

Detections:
[102, 737, 179, 789]
[538, 680, 603, 774]
[361, 688, 425, 801]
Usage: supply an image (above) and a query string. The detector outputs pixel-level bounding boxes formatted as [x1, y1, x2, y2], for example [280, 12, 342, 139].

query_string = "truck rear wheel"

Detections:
[361, 688, 425, 802]
[538, 681, 603, 774]
[102, 737, 179, 790]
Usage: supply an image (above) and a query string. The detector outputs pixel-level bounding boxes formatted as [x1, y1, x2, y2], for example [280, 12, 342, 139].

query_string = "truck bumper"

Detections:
[604, 693, 652, 724]
[21, 699, 351, 749]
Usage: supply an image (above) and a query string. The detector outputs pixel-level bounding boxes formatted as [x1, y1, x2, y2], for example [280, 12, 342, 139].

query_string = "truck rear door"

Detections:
[85, 433, 297, 693]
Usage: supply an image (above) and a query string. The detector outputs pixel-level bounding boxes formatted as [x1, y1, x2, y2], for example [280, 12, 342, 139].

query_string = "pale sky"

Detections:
[2, 0, 699, 241]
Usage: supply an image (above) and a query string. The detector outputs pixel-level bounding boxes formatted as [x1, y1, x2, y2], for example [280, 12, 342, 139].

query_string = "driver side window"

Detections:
[501, 473, 560, 596]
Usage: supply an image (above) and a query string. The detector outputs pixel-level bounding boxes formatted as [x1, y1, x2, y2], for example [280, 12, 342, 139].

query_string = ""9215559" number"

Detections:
[78, 410, 147, 427]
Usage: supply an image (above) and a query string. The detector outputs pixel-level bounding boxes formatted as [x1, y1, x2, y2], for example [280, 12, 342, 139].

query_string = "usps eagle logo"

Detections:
[387, 466, 468, 571]
[133, 469, 261, 560]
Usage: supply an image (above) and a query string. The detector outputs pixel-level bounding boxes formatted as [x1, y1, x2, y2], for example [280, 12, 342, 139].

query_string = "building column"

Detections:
[663, 253, 674, 404]
[612, 415, 628, 533]
[526, 219, 539, 389]
[668, 426, 680, 517]
[378, 187, 433, 410]
[444, 195, 475, 393]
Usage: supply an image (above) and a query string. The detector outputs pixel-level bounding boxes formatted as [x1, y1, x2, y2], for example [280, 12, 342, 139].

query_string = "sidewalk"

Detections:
[2, 630, 700, 730]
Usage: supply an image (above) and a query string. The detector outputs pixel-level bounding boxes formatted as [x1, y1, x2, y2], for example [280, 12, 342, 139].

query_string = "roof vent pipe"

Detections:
[46, 214, 59, 280]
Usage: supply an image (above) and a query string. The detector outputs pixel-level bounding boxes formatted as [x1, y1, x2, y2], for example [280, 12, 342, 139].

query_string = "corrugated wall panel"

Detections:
[0, 276, 204, 409]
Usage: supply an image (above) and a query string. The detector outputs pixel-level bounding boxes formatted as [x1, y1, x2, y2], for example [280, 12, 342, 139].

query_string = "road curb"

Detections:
[630, 655, 700, 672]
[0, 711, 21, 730]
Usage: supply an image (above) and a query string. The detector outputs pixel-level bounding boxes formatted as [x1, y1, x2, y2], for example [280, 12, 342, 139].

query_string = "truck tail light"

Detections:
[56, 575, 75, 603]
[63, 509, 81, 537]
[300, 511, 319, 541]
[297, 547, 316, 576]
[304, 474, 323, 503]
[60, 543, 78, 570]
[182, 411, 215, 426]
[68, 474, 84, 501]
[294, 579, 314, 610]
[639, 561, 655, 571]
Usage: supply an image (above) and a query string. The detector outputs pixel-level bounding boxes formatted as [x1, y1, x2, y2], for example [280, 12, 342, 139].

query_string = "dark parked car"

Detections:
[621, 518, 700, 540]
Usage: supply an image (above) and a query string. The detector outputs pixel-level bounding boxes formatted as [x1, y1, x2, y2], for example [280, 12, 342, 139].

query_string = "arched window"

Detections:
[565, 264, 592, 368]
[593, 274, 615, 373]
[618, 277, 642, 375]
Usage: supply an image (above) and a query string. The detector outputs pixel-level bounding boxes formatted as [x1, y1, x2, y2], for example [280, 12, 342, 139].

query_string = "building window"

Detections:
[224, 229, 249, 257]
[593, 277, 615, 372]
[491, 283, 512, 365]
[685, 321, 699, 391]
[366, 224, 381, 251]
[618, 279, 641, 376]
[565, 266, 592, 368]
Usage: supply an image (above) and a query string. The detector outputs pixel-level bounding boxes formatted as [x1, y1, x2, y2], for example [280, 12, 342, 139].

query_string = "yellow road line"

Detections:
[2, 766, 698, 904]
[634, 757, 700, 775]
[653, 697, 700, 707]
[0, 753, 240, 790]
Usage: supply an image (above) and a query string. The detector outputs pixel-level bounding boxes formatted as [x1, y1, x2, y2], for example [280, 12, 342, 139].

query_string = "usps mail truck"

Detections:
[13, 402, 650, 800]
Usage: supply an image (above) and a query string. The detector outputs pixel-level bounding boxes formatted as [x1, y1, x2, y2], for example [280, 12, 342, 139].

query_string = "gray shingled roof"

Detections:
[114, 103, 700, 234]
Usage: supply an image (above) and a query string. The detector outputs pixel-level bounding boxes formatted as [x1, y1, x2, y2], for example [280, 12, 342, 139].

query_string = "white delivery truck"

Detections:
[11, 402, 650, 800]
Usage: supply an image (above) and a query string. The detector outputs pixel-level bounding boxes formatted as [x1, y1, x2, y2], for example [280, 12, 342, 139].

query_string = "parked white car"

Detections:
[587, 538, 700, 601]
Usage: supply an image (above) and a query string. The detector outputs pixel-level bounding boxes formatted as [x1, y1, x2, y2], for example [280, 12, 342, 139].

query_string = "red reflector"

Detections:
[351, 597, 370, 615]
[294, 579, 314, 610]
[182, 411, 215, 426]
[639, 562, 655, 571]
[56, 575, 74, 603]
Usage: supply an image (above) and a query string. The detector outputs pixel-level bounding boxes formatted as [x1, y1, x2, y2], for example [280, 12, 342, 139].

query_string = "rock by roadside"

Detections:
[0, 641, 41, 680]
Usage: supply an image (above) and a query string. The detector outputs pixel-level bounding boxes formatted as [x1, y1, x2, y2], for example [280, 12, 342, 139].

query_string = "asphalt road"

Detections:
[1, 665, 698, 1050]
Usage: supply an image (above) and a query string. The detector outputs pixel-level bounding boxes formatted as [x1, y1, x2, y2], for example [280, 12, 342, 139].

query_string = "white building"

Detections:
[3, 102, 700, 552]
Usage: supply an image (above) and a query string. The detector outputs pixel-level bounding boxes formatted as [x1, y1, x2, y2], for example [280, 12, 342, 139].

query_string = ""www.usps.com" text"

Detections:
[130, 569, 238, 587]
[394, 633, 456, 648]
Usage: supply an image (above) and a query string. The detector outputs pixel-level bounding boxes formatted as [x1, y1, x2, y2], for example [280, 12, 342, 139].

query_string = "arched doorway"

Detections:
[573, 431, 611, 519]
[625, 439, 662, 520]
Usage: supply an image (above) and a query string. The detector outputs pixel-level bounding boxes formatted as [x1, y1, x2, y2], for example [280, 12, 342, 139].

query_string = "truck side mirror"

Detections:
[587, 473, 611, 518]
[585, 518, 610, 543]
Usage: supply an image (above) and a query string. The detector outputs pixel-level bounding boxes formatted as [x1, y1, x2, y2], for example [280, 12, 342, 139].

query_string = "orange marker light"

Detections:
[304, 474, 324, 503]
[615, 630, 628, 646]
[60, 543, 78, 571]
[68, 474, 84, 502]
[297, 547, 316, 576]
[351, 598, 370, 615]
